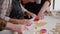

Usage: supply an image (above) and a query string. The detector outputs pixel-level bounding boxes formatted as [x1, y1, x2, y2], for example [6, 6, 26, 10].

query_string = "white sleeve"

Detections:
[0, 0, 10, 21]
[0, 14, 10, 21]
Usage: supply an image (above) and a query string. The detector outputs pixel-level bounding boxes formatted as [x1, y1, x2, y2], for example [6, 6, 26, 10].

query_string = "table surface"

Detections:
[19, 16, 60, 34]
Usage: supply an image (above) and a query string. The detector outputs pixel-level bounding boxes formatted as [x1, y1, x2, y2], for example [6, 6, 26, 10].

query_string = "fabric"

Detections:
[35, 0, 41, 4]
[24, 0, 50, 15]
[0, 0, 24, 21]
[0, 0, 12, 21]
[9, 0, 24, 19]
[0, 0, 4, 12]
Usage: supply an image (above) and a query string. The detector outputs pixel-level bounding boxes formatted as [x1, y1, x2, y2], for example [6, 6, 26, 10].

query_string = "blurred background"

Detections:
[50, 0, 60, 11]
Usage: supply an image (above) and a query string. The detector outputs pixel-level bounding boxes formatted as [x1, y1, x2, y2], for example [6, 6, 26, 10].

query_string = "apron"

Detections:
[25, 0, 46, 15]
[9, 0, 24, 19]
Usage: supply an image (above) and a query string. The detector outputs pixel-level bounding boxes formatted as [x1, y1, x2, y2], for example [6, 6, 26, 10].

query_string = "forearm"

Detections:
[25, 11, 34, 16]
[20, 4, 34, 16]
[20, 4, 27, 12]
[9, 18, 27, 24]
[39, 1, 50, 14]
[8, 18, 18, 24]
[0, 15, 17, 24]
[20, 4, 31, 14]
[0, 14, 25, 24]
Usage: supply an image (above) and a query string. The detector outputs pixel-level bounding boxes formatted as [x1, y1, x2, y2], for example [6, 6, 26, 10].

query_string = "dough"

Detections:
[34, 22, 47, 27]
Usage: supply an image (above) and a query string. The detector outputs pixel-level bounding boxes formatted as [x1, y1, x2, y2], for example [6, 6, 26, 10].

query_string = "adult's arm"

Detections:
[20, 4, 37, 18]
[38, 0, 50, 19]
[38, 0, 50, 15]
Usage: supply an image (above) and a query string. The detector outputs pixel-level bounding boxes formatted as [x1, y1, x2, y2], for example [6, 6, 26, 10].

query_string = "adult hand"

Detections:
[25, 11, 37, 18]
[38, 13, 44, 19]
[12, 24, 28, 34]
[6, 23, 28, 34]
[16, 19, 32, 26]
[30, 13, 37, 18]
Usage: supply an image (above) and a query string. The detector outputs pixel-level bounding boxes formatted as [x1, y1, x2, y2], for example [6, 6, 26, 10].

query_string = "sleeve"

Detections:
[0, 12, 10, 21]
[0, 0, 10, 21]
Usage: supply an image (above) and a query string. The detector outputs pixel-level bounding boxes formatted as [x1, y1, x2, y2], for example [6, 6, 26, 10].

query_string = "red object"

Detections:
[34, 17, 39, 21]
